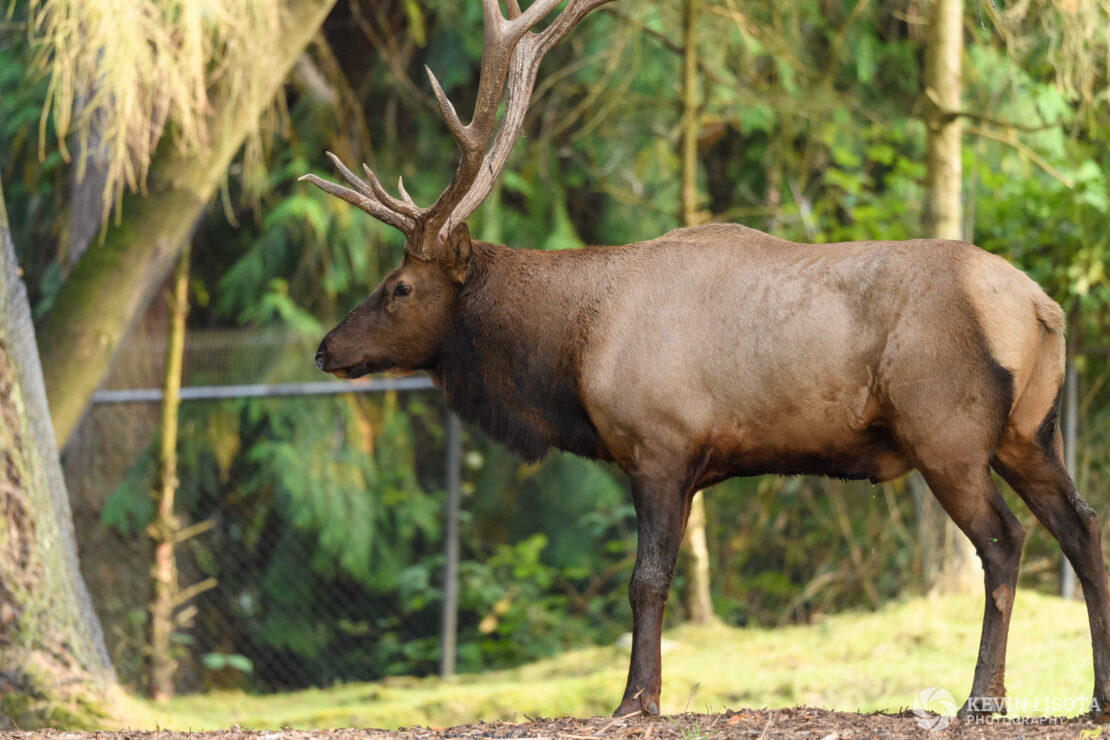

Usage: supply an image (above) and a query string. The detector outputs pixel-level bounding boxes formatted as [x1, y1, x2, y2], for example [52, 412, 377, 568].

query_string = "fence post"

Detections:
[440, 412, 462, 677]
[1062, 315, 1077, 600]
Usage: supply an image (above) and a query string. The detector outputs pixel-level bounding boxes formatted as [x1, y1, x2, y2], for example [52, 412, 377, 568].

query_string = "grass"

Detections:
[120, 590, 1095, 730]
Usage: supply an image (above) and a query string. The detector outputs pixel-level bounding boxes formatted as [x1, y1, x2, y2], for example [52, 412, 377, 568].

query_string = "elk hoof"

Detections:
[612, 693, 660, 718]
[612, 700, 641, 718]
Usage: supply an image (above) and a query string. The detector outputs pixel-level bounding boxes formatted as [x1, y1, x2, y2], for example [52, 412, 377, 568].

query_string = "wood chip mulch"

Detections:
[3, 707, 1106, 740]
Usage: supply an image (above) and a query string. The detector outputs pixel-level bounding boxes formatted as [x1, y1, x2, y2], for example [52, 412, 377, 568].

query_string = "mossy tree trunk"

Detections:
[0, 181, 113, 729]
[36, 0, 338, 450]
[918, 0, 981, 595]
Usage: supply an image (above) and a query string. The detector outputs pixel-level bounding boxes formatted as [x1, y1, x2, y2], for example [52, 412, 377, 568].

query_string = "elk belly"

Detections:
[696, 421, 913, 485]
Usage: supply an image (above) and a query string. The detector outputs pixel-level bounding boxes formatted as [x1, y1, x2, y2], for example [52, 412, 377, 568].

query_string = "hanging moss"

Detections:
[35, 0, 340, 448]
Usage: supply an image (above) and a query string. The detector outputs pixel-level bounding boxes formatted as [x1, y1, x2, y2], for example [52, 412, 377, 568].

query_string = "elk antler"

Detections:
[299, 0, 615, 260]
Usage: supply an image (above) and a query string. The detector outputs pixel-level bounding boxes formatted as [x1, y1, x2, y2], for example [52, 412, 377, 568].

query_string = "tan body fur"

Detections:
[584, 226, 1050, 483]
[443, 224, 1059, 488]
[316, 222, 1110, 720]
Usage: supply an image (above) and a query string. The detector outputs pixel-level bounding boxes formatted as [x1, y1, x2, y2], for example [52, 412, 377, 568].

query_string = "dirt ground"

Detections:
[4, 707, 1107, 740]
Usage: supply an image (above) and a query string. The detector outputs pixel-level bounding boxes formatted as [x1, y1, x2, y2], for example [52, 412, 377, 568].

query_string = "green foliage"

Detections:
[0, 16, 67, 315]
[177, 394, 447, 683]
[99, 461, 154, 537]
[202, 653, 254, 675]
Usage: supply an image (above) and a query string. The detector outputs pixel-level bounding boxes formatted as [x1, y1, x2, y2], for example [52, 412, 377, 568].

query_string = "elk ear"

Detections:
[442, 223, 472, 285]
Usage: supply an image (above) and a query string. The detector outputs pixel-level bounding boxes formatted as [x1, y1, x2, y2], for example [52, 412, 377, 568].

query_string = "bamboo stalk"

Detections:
[148, 245, 189, 701]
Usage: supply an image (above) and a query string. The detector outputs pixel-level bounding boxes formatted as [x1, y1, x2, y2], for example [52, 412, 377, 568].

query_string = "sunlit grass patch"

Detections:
[123, 590, 1092, 730]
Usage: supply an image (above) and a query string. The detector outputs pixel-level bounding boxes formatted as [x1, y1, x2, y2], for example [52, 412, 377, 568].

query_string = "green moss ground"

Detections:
[122, 591, 1094, 730]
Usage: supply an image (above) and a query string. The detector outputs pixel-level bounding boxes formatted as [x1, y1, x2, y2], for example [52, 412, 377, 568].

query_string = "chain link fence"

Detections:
[63, 328, 466, 694]
[1, 184, 112, 708]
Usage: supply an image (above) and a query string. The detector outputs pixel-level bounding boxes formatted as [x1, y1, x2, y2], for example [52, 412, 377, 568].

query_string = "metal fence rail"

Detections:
[92, 377, 437, 403]
[86, 374, 464, 689]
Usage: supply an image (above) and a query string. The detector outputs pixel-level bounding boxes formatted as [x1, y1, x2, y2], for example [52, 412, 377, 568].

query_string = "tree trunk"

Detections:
[148, 247, 189, 701]
[61, 92, 110, 276]
[683, 494, 716, 624]
[37, 0, 338, 450]
[677, 0, 716, 625]
[0, 180, 113, 728]
[679, 0, 702, 228]
[919, 0, 980, 595]
[923, 0, 964, 239]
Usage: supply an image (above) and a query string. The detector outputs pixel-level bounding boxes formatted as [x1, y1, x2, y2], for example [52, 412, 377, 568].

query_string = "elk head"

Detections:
[304, 0, 614, 378]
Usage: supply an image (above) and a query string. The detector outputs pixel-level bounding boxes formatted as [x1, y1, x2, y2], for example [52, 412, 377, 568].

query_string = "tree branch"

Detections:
[964, 123, 1074, 188]
[925, 87, 1062, 132]
[172, 578, 218, 609]
[606, 8, 727, 88]
[172, 519, 215, 545]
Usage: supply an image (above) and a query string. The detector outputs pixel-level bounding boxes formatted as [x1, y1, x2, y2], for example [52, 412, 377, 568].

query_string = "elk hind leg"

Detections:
[994, 429, 1110, 720]
[917, 460, 1026, 719]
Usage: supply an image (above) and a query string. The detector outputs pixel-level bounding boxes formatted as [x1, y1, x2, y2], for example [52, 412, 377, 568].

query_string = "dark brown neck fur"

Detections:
[433, 241, 610, 463]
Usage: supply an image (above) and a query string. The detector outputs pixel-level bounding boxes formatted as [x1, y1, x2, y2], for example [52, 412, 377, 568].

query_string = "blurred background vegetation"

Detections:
[2, 0, 1110, 717]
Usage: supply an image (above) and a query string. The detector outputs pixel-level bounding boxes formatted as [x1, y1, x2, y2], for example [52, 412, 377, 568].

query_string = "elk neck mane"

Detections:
[432, 240, 612, 463]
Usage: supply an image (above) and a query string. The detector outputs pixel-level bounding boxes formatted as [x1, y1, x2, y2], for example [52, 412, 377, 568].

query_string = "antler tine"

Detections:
[397, 176, 416, 207]
[425, 65, 469, 147]
[325, 150, 375, 199]
[536, 0, 618, 53]
[446, 0, 617, 233]
[458, 0, 565, 144]
[305, 1, 609, 252]
[362, 162, 422, 219]
[299, 173, 415, 233]
[298, 151, 416, 233]
[419, 0, 568, 245]
[507, 0, 568, 35]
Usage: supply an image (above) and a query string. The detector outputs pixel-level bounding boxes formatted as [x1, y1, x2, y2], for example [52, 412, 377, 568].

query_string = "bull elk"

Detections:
[303, 0, 1110, 721]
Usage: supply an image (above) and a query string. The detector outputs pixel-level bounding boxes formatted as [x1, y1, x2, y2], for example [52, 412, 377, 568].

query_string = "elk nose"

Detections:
[314, 341, 328, 370]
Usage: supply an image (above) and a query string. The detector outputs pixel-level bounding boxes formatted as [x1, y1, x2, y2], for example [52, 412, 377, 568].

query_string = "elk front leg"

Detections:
[614, 472, 691, 717]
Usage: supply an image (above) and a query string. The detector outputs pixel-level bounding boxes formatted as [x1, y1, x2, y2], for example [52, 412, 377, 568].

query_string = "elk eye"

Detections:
[393, 283, 413, 298]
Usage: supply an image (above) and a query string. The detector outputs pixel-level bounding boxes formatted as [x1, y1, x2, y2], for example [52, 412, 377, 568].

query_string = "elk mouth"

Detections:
[326, 359, 378, 380]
